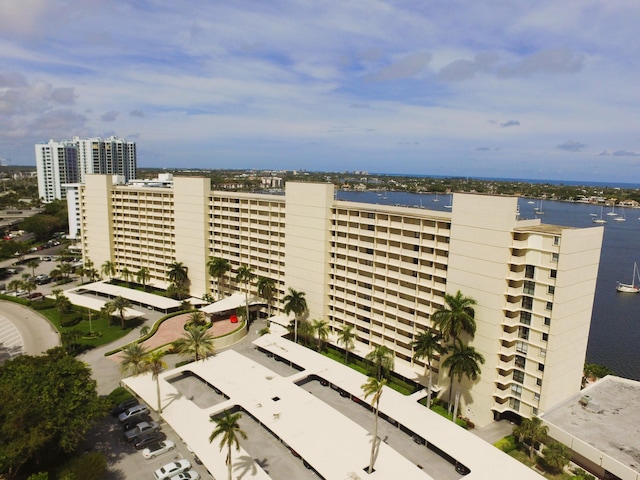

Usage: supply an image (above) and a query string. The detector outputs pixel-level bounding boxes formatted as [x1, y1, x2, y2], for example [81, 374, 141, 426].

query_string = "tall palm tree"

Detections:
[173, 325, 216, 362]
[101, 260, 116, 280]
[366, 345, 395, 380]
[541, 440, 570, 473]
[235, 265, 256, 325]
[514, 416, 548, 460]
[187, 310, 206, 327]
[361, 377, 387, 474]
[119, 343, 149, 377]
[101, 301, 117, 326]
[136, 267, 150, 290]
[167, 261, 189, 298]
[144, 350, 167, 413]
[432, 290, 477, 346]
[26, 258, 40, 277]
[442, 339, 485, 422]
[120, 267, 132, 286]
[256, 276, 276, 325]
[412, 329, 446, 408]
[209, 411, 248, 480]
[207, 257, 231, 300]
[111, 295, 132, 328]
[282, 288, 307, 344]
[311, 319, 329, 351]
[337, 325, 356, 364]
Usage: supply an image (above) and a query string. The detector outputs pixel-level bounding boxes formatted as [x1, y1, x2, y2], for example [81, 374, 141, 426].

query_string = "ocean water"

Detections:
[337, 191, 640, 380]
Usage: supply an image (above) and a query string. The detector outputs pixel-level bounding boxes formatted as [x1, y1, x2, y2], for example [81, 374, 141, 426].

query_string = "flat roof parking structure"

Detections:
[66, 281, 182, 311]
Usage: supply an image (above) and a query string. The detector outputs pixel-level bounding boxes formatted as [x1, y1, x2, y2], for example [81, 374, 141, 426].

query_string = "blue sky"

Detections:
[1, 1, 639, 182]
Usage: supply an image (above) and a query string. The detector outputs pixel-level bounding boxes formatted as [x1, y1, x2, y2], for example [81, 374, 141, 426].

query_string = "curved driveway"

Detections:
[0, 300, 60, 364]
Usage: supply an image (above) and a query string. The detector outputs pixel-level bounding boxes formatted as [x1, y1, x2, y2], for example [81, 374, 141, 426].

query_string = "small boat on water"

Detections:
[593, 206, 607, 224]
[617, 262, 640, 293]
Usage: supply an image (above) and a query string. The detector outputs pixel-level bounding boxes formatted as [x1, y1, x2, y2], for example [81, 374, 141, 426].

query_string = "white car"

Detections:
[173, 471, 201, 480]
[142, 439, 175, 459]
[153, 459, 191, 480]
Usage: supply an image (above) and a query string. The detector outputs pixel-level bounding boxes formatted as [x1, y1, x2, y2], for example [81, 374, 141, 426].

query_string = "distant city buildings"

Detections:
[35, 136, 136, 203]
[79, 175, 603, 428]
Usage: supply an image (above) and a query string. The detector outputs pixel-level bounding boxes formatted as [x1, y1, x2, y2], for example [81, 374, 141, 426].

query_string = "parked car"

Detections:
[111, 398, 138, 416]
[133, 432, 165, 450]
[118, 404, 149, 422]
[153, 459, 191, 480]
[142, 440, 176, 459]
[123, 421, 160, 442]
[122, 415, 150, 431]
[173, 471, 201, 480]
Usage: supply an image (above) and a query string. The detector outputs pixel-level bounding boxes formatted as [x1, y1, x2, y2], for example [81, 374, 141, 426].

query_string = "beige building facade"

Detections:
[80, 175, 603, 427]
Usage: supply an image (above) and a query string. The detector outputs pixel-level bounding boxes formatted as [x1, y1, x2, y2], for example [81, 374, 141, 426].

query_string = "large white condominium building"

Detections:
[80, 175, 603, 428]
[35, 136, 136, 202]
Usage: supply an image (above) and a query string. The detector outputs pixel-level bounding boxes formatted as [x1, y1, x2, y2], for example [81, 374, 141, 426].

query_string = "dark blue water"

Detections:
[337, 191, 640, 380]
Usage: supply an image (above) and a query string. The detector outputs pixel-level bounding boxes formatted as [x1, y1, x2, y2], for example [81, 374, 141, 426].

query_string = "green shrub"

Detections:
[31, 298, 56, 310]
[56, 452, 106, 480]
[60, 313, 83, 327]
[105, 386, 134, 407]
[494, 435, 517, 453]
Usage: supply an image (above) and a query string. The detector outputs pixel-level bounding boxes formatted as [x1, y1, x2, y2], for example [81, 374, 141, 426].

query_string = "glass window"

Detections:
[525, 265, 535, 279]
[538, 363, 545, 372]
[518, 326, 530, 340]
[551, 252, 559, 262]
[546, 302, 553, 311]
[513, 370, 525, 383]
[532, 407, 539, 415]
[522, 296, 533, 310]
[523, 281, 535, 295]
[515, 355, 526, 368]
[516, 341, 528, 354]
[511, 384, 523, 397]
[550, 269, 557, 278]
[553, 236, 560, 246]
[520, 311, 532, 325]
[542, 333, 549, 342]
[534, 393, 541, 401]
[536, 378, 543, 387]
[510, 398, 521, 411]
[548, 285, 555, 295]
[544, 317, 551, 326]
[540, 348, 546, 358]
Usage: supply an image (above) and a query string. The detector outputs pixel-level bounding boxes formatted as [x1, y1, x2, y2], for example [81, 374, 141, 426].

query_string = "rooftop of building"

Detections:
[541, 376, 640, 474]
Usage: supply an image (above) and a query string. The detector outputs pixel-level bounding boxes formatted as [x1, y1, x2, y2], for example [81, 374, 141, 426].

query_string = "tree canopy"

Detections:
[0, 348, 104, 479]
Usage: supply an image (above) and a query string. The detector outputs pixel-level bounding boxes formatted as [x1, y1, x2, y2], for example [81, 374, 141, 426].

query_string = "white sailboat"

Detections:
[616, 262, 640, 293]
[592, 206, 607, 224]
[606, 203, 618, 216]
[614, 208, 626, 222]
[534, 199, 544, 215]
[445, 194, 452, 209]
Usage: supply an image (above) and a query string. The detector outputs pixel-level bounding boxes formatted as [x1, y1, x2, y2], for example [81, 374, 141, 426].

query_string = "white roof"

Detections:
[68, 281, 181, 310]
[199, 293, 261, 314]
[57, 292, 141, 319]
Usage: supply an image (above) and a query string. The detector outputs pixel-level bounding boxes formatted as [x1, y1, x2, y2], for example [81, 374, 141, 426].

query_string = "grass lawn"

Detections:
[507, 447, 574, 479]
[40, 307, 142, 351]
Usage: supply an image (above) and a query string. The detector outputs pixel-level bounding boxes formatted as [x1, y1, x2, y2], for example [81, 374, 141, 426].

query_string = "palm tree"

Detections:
[235, 265, 256, 325]
[22, 279, 36, 297]
[514, 416, 548, 460]
[209, 410, 248, 480]
[167, 261, 189, 299]
[361, 376, 387, 474]
[120, 267, 132, 286]
[136, 267, 150, 290]
[256, 276, 276, 325]
[54, 291, 72, 320]
[541, 440, 570, 473]
[101, 301, 117, 326]
[187, 310, 206, 328]
[26, 258, 40, 277]
[145, 350, 167, 413]
[85, 267, 99, 282]
[111, 295, 132, 328]
[173, 325, 216, 362]
[207, 257, 231, 300]
[311, 319, 329, 351]
[337, 325, 356, 364]
[442, 339, 485, 422]
[366, 345, 395, 380]
[282, 288, 307, 344]
[101, 260, 116, 280]
[432, 290, 477, 346]
[119, 343, 149, 377]
[412, 329, 446, 409]
[7, 279, 22, 294]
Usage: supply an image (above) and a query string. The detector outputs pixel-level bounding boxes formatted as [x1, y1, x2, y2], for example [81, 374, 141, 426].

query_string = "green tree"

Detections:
[100, 301, 117, 326]
[361, 376, 387, 474]
[136, 267, 150, 290]
[166, 261, 189, 299]
[442, 339, 485, 422]
[187, 310, 206, 328]
[282, 288, 307, 344]
[337, 325, 356, 363]
[412, 329, 446, 409]
[513, 416, 549, 460]
[0, 348, 104, 479]
[296, 319, 314, 346]
[366, 345, 395, 380]
[173, 325, 216, 362]
[110, 295, 132, 328]
[207, 256, 230, 300]
[235, 265, 256, 324]
[120, 267, 132, 286]
[432, 290, 477, 346]
[54, 291, 72, 320]
[119, 343, 149, 377]
[26, 257, 40, 277]
[311, 318, 329, 351]
[209, 411, 248, 480]
[144, 350, 167, 413]
[101, 260, 116, 281]
[7, 279, 22, 294]
[542, 440, 570, 473]
[256, 276, 276, 325]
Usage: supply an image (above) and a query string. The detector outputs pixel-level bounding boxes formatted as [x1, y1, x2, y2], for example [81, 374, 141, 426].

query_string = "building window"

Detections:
[532, 407, 539, 415]
[534, 393, 541, 401]
[553, 236, 560, 246]
[550, 269, 557, 278]
[515, 355, 526, 369]
[546, 302, 553, 311]
[538, 363, 545, 372]
[510, 398, 521, 411]
[513, 370, 525, 384]
[525, 265, 535, 279]
[547, 285, 555, 295]
[511, 384, 523, 397]
[536, 378, 543, 387]
[542, 333, 549, 342]
[551, 252, 559, 263]
[540, 348, 546, 358]
[516, 341, 528, 354]
[523, 281, 535, 295]
[522, 296, 533, 310]
[518, 326, 530, 340]
[544, 317, 551, 326]
[520, 311, 531, 325]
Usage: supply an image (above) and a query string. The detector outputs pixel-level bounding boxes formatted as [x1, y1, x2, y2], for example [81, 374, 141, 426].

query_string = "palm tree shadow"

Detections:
[163, 390, 183, 410]
[234, 454, 258, 478]
[364, 432, 382, 470]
